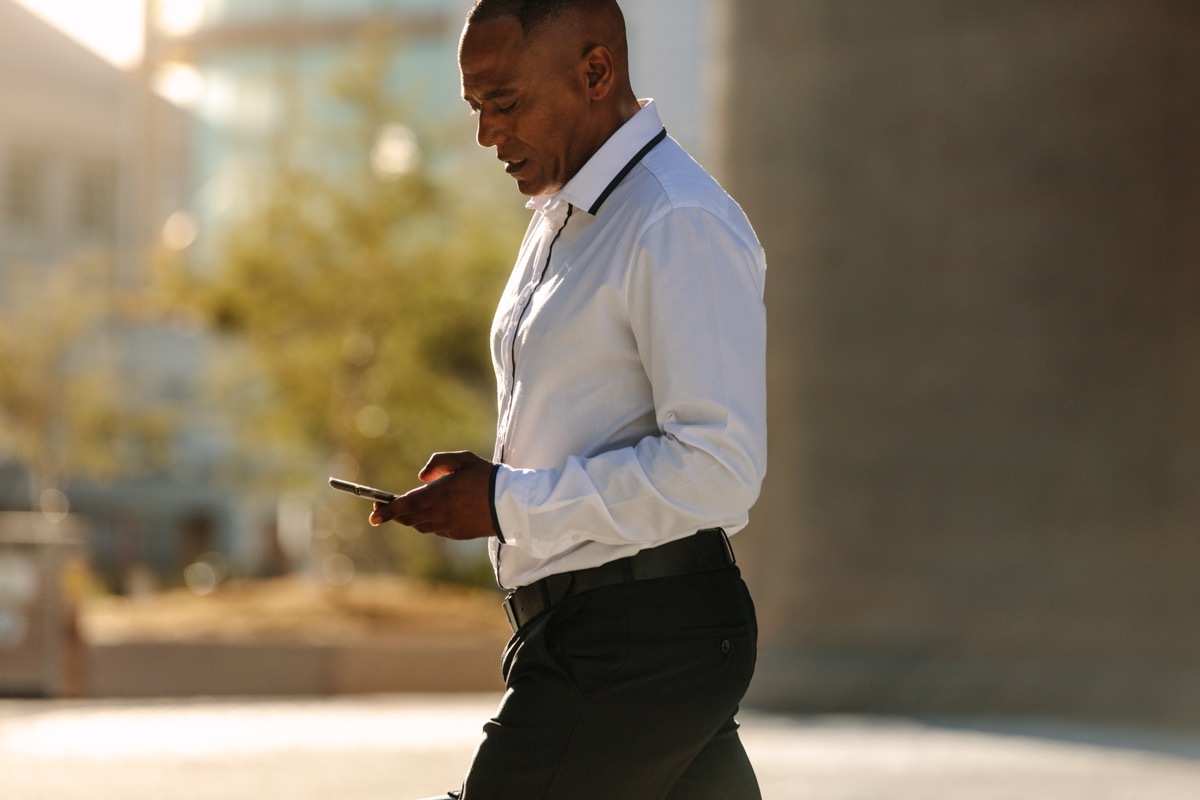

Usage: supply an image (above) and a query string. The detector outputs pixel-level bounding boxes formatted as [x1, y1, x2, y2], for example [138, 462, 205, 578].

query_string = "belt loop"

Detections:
[619, 557, 635, 584]
[718, 528, 736, 565]
[503, 594, 520, 633]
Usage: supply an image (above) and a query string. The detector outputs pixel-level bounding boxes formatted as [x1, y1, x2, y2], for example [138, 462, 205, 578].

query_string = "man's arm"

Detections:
[491, 205, 768, 557]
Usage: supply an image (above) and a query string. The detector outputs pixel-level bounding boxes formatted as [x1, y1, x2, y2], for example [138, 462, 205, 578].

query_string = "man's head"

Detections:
[459, 0, 640, 197]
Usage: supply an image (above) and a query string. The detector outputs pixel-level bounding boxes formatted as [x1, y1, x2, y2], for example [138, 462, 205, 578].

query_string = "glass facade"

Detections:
[153, 0, 714, 263]
[197, 0, 451, 28]
[154, 0, 466, 262]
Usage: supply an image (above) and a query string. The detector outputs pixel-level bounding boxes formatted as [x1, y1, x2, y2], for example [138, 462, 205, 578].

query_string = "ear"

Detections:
[580, 44, 616, 100]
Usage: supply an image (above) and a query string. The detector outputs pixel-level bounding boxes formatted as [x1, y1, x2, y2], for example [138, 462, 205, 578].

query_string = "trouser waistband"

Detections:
[502, 528, 735, 633]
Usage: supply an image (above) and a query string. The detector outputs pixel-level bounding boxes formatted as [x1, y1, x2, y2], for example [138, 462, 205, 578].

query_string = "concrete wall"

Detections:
[717, 1, 1200, 726]
[85, 635, 507, 697]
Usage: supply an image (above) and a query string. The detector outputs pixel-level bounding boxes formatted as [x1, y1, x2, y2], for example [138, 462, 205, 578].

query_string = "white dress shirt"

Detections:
[489, 100, 767, 589]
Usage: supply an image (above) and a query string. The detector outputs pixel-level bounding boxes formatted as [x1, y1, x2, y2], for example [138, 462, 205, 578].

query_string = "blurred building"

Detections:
[718, 0, 1200, 728]
[145, 0, 462, 265]
[0, 0, 250, 592]
[0, 1, 144, 275]
[147, 0, 716, 263]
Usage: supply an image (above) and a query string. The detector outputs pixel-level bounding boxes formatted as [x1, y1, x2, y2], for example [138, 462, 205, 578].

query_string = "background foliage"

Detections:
[168, 44, 522, 582]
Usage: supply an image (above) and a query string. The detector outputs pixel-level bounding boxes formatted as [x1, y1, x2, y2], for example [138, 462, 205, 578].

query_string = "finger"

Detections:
[369, 500, 391, 527]
[369, 492, 420, 527]
[418, 451, 475, 483]
[374, 507, 427, 528]
[383, 485, 456, 536]
[390, 504, 446, 535]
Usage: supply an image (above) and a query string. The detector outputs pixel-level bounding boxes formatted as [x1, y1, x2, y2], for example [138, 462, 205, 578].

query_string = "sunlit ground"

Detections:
[3, 695, 1200, 799]
[0, 696, 483, 760]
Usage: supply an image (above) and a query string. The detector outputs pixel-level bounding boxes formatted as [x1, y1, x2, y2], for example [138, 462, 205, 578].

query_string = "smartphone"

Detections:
[328, 477, 398, 503]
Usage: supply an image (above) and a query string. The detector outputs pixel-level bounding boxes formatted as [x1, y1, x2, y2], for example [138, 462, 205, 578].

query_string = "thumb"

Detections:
[418, 451, 476, 483]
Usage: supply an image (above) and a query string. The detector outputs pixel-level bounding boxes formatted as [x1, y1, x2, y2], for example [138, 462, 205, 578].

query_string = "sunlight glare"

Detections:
[14, 0, 145, 69]
[156, 0, 205, 36]
[0, 701, 487, 760]
[153, 61, 205, 107]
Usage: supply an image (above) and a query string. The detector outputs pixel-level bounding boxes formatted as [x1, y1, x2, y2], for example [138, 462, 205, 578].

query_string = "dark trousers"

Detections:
[461, 566, 761, 799]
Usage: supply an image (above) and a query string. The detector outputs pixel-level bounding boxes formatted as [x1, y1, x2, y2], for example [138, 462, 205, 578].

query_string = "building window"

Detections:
[6, 151, 46, 231]
[74, 161, 117, 240]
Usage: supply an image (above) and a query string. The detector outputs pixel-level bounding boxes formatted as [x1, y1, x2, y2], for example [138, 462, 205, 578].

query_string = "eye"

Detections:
[496, 100, 517, 114]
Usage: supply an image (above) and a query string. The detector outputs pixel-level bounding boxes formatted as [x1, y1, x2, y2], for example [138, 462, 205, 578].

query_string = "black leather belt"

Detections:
[502, 528, 736, 633]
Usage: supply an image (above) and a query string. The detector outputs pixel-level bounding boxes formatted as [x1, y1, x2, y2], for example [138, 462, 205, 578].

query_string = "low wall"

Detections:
[85, 634, 508, 697]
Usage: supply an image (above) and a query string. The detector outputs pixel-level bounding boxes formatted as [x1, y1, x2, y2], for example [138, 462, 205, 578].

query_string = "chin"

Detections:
[513, 170, 559, 198]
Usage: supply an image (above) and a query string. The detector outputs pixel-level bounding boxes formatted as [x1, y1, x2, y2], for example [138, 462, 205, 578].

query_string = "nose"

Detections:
[476, 108, 504, 149]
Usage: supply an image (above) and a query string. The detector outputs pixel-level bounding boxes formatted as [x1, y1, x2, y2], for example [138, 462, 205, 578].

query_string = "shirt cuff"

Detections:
[492, 463, 542, 553]
[488, 463, 505, 543]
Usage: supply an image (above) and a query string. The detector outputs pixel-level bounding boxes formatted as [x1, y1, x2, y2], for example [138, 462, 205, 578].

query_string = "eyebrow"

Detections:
[463, 87, 518, 105]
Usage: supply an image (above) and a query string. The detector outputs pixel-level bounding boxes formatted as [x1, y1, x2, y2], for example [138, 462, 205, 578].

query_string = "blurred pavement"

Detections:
[3, 693, 1200, 799]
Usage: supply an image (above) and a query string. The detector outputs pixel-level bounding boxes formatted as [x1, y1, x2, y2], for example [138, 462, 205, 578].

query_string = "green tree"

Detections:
[172, 41, 520, 581]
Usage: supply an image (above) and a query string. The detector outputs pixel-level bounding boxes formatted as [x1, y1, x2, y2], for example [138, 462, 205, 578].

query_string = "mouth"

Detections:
[502, 158, 526, 175]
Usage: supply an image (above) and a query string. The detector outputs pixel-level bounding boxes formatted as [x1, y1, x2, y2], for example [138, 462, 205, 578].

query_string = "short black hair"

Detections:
[467, 0, 619, 37]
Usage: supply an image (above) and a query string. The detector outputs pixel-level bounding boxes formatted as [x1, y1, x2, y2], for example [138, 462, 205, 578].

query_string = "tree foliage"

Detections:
[170, 41, 521, 580]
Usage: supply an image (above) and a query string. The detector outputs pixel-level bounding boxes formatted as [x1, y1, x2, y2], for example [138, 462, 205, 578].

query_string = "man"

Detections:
[373, 1, 767, 797]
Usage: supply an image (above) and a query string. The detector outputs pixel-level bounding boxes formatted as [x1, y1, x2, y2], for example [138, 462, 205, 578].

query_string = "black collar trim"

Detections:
[586, 128, 668, 216]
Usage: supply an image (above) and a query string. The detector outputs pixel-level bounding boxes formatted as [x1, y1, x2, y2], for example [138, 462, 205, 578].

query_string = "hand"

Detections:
[369, 451, 497, 541]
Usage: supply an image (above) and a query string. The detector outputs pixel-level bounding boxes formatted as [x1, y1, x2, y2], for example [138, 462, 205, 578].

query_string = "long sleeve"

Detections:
[493, 205, 766, 560]
[484, 102, 768, 588]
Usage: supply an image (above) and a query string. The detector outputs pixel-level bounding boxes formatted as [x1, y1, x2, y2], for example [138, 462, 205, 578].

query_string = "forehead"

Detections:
[459, 16, 532, 98]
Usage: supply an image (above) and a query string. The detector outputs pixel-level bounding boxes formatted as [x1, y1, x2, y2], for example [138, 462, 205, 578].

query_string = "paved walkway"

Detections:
[3, 694, 1200, 799]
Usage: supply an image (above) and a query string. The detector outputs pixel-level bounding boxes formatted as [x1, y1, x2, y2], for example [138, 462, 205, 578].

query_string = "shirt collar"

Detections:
[526, 99, 666, 217]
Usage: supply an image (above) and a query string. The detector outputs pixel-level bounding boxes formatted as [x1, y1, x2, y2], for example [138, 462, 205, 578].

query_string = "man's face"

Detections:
[459, 16, 593, 197]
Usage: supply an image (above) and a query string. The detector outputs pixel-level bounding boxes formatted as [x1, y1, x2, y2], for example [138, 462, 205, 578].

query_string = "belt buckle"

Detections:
[502, 592, 520, 633]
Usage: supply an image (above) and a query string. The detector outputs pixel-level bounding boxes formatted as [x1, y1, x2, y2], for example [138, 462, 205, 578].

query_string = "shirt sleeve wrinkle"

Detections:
[638, 205, 766, 494]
